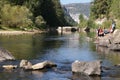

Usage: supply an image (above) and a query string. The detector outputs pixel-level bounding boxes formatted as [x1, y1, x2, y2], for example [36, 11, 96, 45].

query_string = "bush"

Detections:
[35, 16, 46, 29]
[116, 20, 120, 29]
[102, 20, 111, 29]
[1, 4, 33, 29]
[87, 19, 97, 29]
[79, 14, 87, 28]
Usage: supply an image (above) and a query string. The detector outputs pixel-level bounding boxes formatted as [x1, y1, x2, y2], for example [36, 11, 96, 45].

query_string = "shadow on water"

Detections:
[0, 31, 120, 80]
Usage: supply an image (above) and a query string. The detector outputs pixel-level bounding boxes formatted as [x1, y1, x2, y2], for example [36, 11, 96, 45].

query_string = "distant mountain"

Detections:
[63, 3, 91, 23]
[62, 6, 77, 26]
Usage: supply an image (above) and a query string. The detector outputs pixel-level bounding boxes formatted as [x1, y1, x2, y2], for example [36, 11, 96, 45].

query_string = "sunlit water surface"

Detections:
[0, 32, 120, 80]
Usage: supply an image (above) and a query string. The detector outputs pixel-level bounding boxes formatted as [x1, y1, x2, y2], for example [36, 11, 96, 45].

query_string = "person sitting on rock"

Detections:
[104, 27, 109, 34]
[97, 26, 104, 37]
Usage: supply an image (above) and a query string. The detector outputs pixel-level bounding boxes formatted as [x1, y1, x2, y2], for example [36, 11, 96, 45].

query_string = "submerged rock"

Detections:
[2, 65, 17, 69]
[20, 60, 32, 70]
[32, 60, 57, 70]
[19, 60, 57, 70]
[72, 60, 102, 76]
[0, 47, 15, 61]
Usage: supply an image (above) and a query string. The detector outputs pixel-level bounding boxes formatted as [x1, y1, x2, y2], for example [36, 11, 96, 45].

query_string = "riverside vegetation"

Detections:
[79, 0, 120, 30]
[1, 0, 120, 31]
[0, 0, 70, 31]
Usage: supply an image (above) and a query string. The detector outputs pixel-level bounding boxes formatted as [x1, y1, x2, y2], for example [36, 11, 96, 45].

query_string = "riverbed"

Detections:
[0, 31, 120, 80]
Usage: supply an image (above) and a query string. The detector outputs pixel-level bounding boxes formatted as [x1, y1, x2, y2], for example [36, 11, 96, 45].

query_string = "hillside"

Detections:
[63, 3, 91, 23]
[62, 6, 77, 26]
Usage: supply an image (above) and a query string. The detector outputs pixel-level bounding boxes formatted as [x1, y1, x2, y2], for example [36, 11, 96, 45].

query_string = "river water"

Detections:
[0, 32, 120, 80]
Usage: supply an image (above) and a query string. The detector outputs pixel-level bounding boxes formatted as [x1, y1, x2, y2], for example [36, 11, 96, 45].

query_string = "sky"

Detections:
[60, 0, 92, 4]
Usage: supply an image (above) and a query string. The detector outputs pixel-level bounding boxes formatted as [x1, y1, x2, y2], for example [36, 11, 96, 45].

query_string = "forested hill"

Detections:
[62, 6, 77, 26]
[63, 3, 90, 23]
[0, 0, 68, 30]
[64, 3, 90, 17]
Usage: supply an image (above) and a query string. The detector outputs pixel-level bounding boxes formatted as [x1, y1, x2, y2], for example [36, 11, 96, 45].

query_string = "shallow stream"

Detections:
[0, 32, 120, 80]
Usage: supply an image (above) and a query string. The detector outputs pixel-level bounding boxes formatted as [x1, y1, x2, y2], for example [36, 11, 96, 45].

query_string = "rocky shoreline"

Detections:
[95, 29, 120, 51]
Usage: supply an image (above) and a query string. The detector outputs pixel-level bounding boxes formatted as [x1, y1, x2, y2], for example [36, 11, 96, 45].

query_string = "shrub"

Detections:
[102, 20, 111, 29]
[87, 19, 97, 29]
[35, 16, 46, 29]
[1, 4, 33, 29]
[116, 20, 120, 29]
[79, 14, 87, 28]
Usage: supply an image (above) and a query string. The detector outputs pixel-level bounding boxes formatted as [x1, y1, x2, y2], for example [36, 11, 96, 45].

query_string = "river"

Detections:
[0, 31, 120, 80]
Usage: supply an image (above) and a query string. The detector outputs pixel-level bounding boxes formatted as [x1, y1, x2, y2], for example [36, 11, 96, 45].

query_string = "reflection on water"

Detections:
[0, 32, 119, 80]
[96, 45, 120, 66]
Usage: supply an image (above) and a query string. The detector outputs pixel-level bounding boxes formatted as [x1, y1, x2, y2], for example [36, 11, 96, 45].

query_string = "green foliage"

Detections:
[115, 20, 120, 29]
[110, 0, 120, 19]
[90, 0, 120, 29]
[79, 14, 87, 28]
[102, 20, 111, 28]
[79, 14, 97, 29]
[0, 0, 67, 30]
[1, 4, 33, 29]
[90, 0, 111, 19]
[35, 16, 46, 29]
[40, 0, 67, 27]
[64, 16, 77, 26]
[87, 19, 97, 29]
[79, 14, 84, 22]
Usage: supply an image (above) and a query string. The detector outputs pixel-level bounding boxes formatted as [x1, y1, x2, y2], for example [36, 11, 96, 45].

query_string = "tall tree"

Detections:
[110, 0, 120, 19]
[90, 0, 111, 19]
[40, 0, 66, 28]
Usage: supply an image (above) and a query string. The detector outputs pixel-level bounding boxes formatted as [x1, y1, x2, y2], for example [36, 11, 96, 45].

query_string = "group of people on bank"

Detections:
[97, 20, 116, 37]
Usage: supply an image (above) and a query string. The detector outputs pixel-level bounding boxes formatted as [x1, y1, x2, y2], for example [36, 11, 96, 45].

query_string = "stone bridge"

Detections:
[57, 26, 79, 32]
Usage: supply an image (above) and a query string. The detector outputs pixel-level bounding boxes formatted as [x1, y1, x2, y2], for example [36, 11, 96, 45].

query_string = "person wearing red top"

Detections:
[97, 27, 104, 36]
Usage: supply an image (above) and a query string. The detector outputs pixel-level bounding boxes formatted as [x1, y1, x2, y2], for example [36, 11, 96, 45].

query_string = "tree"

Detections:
[90, 0, 111, 19]
[0, 0, 68, 29]
[35, 16, 46, 29]
[1, 4, 33, 28]
[110, 0, 120, 19]
[79, 14, 87, 28]
[39, 0, 64, 28]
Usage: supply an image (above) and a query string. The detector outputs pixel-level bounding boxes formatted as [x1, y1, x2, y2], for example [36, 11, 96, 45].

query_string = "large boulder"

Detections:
[32, 61, 57, 70]
[109, 43, 120, 51]
[20, 60, 32, 70]
[72, 60, 102, 76]
[0, 47, 15, 61]
[112, 29, 120, 44]
[109, 29, 120, 51]
[95, 29, 120, 51]
[96, 34, 112, 47]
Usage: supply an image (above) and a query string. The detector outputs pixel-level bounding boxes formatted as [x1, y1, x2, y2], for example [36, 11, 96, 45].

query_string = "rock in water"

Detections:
[109, 29, 120, 51]
[72, 60, 102, 76]
[3, 65, 17, 69]
[0, 47, 15, 61]
[32, 60, 57, 70]
[20, 60, 32, 70]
